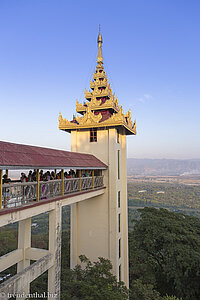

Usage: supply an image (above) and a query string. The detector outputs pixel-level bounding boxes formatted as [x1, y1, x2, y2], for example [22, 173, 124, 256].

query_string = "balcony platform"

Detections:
[0, 183, 105, 227]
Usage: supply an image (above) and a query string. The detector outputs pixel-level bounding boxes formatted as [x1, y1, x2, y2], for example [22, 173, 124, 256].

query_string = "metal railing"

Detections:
[81, 177, 93, 190]
[94, 176, 103, 188]
[1, 176, 104, 209]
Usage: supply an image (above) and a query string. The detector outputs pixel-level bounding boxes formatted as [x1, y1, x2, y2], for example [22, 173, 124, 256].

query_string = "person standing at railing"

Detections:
[40, 170, 44, 181]
[56, 172, 61, 179]
[3, 174, 11, 184]
[20, 173, 28, 202]
[70, 169, 76, 178]
[20, 173, 27, 182]
[66, 172, 71, 179]
[43, 174, 48, 181]
[28, 171, 33, 182]
[28, 170, 34, 200]
[46, 171, 51, 181]
[3, 174, 11, 208]
[32, 171, 36, 182]
[50, 171, 55, 180]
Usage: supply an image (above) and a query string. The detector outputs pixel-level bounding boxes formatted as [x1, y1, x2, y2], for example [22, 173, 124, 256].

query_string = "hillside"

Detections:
[127, 158, 200, 176]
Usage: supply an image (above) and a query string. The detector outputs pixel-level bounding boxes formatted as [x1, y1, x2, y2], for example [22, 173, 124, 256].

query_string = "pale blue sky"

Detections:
[0, 0, 200, 159]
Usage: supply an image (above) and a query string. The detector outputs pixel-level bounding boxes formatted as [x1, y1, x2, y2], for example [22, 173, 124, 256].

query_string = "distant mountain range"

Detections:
[127, 158, 200, 176]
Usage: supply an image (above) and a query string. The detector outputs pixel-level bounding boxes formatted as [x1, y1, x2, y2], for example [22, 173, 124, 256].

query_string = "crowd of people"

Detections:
[2, 169, 96, 185]
[1, 170, 101, 207]
[20, 169, 92, 183]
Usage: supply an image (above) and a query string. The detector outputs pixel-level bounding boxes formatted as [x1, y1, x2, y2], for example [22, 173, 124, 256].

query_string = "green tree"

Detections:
[129, 279, 183, 300]
[129, 207, 200, 300]
[163, 296, 182, 300]
[131, 279, 161, 300]
[61, 255, 129, 300]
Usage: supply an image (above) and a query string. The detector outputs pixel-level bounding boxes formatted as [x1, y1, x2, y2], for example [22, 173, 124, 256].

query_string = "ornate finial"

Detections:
[97, 25, 103, 63]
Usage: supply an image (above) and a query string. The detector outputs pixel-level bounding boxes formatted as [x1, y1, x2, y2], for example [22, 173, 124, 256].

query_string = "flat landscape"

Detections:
[128, 174, 200, 185]
[127, 176, 200, 230]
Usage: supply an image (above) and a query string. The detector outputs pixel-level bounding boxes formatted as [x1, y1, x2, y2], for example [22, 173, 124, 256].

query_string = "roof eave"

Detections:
[0, 165, 107, 170]
[59, 122, 136, 135]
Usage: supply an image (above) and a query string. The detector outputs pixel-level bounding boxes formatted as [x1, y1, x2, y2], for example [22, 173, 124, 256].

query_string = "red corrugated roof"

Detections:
[0, 141, 107, 169]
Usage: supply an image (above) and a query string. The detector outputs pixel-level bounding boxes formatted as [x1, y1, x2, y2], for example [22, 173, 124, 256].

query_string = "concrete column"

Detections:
[17, 217, 31, 297]
[48, 201, 62, 300]
[71, 130, 78, 152]
[121, 129, 129, 287]
[108, 128, 118, 276]
[70, 203, 79, 269]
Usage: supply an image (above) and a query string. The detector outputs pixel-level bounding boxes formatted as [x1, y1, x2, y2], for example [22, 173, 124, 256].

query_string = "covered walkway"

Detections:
[0, 141, 107, 299]
[0, 141, 107, 211]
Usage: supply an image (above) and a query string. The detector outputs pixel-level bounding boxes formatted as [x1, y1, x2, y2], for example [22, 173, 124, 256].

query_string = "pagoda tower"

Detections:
[59, 28, 136, 286]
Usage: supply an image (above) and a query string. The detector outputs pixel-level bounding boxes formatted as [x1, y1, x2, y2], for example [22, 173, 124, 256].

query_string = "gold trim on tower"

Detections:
[76, 107, 102, 125]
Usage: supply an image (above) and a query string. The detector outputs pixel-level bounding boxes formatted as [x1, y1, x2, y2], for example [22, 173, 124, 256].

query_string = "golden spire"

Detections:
[59, 27, 136, 136]
[97, 25, 103, 63]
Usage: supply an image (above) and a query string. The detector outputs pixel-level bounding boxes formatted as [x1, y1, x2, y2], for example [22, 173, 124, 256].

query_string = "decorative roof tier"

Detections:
[59, 28, 136, 136]
[76, 95, 120, 114]
[85, 85, 113, 100]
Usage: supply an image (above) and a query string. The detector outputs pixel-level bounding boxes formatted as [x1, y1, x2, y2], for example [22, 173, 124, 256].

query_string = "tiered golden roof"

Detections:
[59, 28, 136, 135]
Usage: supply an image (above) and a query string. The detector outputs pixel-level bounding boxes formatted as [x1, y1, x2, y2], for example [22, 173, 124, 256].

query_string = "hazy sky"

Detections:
[0, 0, 200, 159]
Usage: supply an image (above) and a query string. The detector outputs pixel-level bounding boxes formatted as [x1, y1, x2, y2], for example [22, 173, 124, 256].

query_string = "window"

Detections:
[118, 213, 121, 233]
[117, 129, 120, 143]
[119, 238, 121, 258]
[117, 150, 120, 179]
[118, 191, 120, 208]
[90, 128, 97, 142]
[119, 265, 121, 281]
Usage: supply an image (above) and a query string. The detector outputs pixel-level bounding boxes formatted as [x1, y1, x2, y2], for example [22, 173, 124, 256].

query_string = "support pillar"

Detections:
[17, 217, 31, 298]
[48, 201, 62, 299]
[70, 202, 79, 269]
[121, 128, 129, 287]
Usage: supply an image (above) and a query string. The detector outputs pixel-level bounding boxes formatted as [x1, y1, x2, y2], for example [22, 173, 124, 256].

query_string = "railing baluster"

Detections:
[79, 170, 81, 191]
[92, 171, 94, 189]
[36, 169, 40, 202]
[61, 169, 64, 196]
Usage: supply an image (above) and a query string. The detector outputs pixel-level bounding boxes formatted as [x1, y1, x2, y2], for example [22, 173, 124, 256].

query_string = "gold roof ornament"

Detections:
[97, 25, 103, 63]
[59, 28, 136, 135]
[59, 112, 77, 129]
[76, 107, 102, 125]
